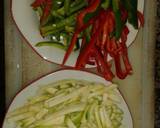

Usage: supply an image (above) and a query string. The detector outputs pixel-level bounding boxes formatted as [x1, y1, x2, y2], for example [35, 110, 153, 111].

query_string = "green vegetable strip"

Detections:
[40, 14, 76, 36]
[64, 0, 71, 16]
[69, 0, 88, 15]
[51, 11, 65, 19]
[51, 0, 87, 20]
[112, 0, 123, 39]
[70, 0, 83, 7]
[52, 0, 64, 10]
[36, 41, 68, 50]
[101, 0, 110, 9]
[122, 0, 138, 28]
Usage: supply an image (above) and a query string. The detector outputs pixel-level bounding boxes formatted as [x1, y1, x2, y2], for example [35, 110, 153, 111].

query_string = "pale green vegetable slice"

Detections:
[44, 103, 86, 120]
[94, 105, 103, 128]
[34, 116, 65, 126]
[102, 106, 113, 128]
[45, 86, 87, 108]
[66, 117, 77, 128]
[81, 104, 90, 123]
[44, 92, 67, 107]
[44, 87, 58, 95]
[35, 108, 48, 120]
[99, 107, 107, 128]
[20, 117, 36, 127]
[7, 106, 28, 118]
[33, 124, 67, 128]
[8, 112, 35, 122]
[28, 95, 51, 104]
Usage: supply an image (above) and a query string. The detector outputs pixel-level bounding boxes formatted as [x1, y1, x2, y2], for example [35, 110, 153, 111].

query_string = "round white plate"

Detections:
[11, 0, 144, 67]
[2, 69, 133, 128]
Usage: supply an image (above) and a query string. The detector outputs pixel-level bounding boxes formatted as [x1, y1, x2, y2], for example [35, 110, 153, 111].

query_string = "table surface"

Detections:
[4, 0, 156, 128]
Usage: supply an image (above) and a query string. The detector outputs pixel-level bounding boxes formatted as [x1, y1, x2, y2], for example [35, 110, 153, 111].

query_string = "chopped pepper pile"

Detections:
[31, 0, 144, 81]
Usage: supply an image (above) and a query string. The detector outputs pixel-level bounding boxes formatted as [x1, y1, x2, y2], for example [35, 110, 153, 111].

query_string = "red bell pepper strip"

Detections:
[120, 25, 129, 42]
[113, 52, 128, 79]
[31, 0, 53, 25]
[62, 31, 79, 65]
[87, 54, 96, 65]
[137, 11, 144, 27]
[120, 7, 128, 22]
[31, 0, 45, 8]
[77, 0, 100, 28]
[40, 0, 53, 25]
[105, 24, 132, 79]
[101, 18, 109, 48]
[94, 47, 114, 81]
[95, 56, 102, 73]
[106, 37, 117, 55]
[62, 17, 95, 65]
[101, 10, 115, 49]
[109, 39, 132, 79]
[80, 36, 86, 50]
[75, 11, 105, 68]
[75, 33, 96, 69]
[120, 42, 132, 74]
[75, 22, 99, 68]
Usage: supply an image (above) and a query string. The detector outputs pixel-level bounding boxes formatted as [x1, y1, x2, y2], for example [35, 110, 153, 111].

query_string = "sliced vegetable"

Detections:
[31, 0, 144, 81]
[7, 79, 124, 128]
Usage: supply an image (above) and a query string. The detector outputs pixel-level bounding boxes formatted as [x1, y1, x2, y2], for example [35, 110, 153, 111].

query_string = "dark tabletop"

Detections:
[0, 0, 5, 127]
[155, 1, 160, 128]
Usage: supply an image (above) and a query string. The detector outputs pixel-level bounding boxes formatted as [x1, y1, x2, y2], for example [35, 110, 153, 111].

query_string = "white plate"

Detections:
[11, 0, 144, 67]
[2, 69, 133, 128]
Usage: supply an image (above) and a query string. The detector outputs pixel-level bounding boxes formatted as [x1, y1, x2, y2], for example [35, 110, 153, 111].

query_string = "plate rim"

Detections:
[10, 0, 144, 67]
[2, 68, 133, 128]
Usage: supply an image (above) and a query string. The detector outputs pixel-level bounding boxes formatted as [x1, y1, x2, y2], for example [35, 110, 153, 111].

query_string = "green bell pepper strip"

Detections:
[41, 26, 65, 37]
[83, 5, 101, 24]
[52, 0, 64, 10]
[70, 0, 83, 7]
[64, 0, 71, 16]
[112, 0, 123, 40]
[69, 0, 88, 15]
[51, 11, 64, 19]
[101, 0, 111, 10]
[35, 41, 68, 50]
[40, 14, 76, 36]
[121, 0, 138, 29]
[65, 26, 75, 33]
[51, 0, 87, 17]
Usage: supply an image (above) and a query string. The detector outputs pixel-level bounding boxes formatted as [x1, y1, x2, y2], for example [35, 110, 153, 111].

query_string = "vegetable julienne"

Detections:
[7, 79, 124, 128]
[31, 0, 144, 81]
